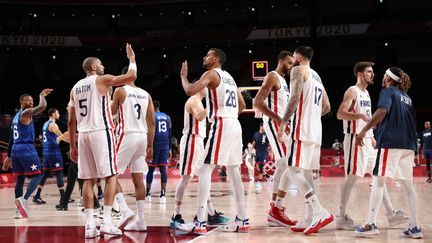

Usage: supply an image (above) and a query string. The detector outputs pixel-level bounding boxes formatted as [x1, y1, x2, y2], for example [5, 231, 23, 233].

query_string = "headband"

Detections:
[386, 69, 401, 83]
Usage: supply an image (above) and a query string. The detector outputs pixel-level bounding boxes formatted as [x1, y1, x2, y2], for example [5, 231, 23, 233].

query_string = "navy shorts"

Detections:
[150, 144, 169, 167]
[43, 148, 64, 172]
[256, 153, 268, 165]
[424, 150, 432, 160]
[11, 144, 42, 176]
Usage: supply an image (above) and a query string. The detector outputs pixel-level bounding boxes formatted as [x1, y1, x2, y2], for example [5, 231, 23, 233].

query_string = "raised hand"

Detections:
[180, 61, 188, 79]
[126, 43, 135, 61]
[40, 88, 53, 97]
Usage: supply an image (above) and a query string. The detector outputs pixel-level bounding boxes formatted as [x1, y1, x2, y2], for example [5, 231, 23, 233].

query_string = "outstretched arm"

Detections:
[21, 89, 53, 124]
[356, 108, 387, 146]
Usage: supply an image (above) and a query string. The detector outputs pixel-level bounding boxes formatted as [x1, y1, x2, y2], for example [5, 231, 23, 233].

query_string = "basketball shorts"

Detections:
[179, 134, 204, 177]
[372, 148, 415, 181]
[150, 143, 170, 167]
[204, 117, 242, 167]
[42, 148, 64, 172]
[424, 150, 432, 160]
[287, 140, 321, 170]
[256, 153, 268, 164]
[11, 144, 42, 176]
[343, 134, 375, 177]
[264, 120, 290, 161]
[116, 132, 148, 174]
[78, 130, 117, 179]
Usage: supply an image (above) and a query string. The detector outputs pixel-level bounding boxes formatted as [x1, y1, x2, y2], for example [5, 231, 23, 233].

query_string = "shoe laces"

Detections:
[279, 207, 292, 222]
[344, 215, 354, 224]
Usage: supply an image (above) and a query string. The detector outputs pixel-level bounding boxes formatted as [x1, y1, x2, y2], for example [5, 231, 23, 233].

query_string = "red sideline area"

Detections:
[1, 150, 429, 185]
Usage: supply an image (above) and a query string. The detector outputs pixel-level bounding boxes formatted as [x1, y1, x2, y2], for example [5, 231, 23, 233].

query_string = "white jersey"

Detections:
[290, 68, 324, 145]
[205, 68, 238, 122]
[263, 71, 289, 123]
[116, 85, 149, 134]
[342, 86, 373, 137]
[71, 75, 115, 133]
[182, 101, 206, 139]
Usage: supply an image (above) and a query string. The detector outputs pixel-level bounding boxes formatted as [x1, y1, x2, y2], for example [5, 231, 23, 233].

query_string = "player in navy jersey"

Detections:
[252, 123, 269, 193]
[421, 121, 432, 182]
[32, 108, 67, 205]
[146, 100, 171, 204]
[355, 67, 422, 238]
[2, 89, 53, 219]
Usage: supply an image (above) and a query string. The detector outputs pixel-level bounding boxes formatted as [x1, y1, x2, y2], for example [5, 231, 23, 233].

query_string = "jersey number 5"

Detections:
[79, 98, 88, 117]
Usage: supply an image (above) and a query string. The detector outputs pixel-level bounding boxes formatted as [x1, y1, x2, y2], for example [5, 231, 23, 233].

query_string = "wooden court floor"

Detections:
[0, 176, 431, 242]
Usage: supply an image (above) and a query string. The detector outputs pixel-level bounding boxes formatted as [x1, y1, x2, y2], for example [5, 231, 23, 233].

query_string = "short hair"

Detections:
[121, 66, 128, 75]
[294, 46, 314, 60]
[353, 62, 375, 77]
[153, 100, 161, 109]
[210, 48, 226, 66]
[82, 57, 99, 72]
[48, 108, 58, 117]
[277, 51, 293, 62]
[19, 94, 31, 102]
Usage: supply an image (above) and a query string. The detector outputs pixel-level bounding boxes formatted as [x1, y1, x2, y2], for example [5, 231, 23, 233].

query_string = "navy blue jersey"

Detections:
[375, 86, 416, 151]
[253, 131, 269, 157]
[12, 111, 35, 144]
[422, 128, 432, 151]
[154, 111, 171, 146]
[42, 120, 59, 153]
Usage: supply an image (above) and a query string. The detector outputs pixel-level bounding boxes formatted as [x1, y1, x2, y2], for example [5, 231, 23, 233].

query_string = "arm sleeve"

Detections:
[376, 88, 393, 112]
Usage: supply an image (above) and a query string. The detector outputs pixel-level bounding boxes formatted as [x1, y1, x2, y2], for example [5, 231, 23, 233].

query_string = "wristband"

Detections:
[128, 63, 137, 71]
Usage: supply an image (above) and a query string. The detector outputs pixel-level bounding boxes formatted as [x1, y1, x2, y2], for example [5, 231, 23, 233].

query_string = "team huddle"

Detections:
[3, 44, 422, 239]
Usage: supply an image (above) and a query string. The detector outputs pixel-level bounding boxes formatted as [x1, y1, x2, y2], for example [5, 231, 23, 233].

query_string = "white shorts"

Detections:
[373, 148, 414, 181]
[287, 140, 321, 170]
[203, 118, 242, 167]
[78, 130, 117, 179]
[179, 134, 204, 176]
[264, 120, 291, 161]
[343, 134, 375, 177]
[116, 132, 148, 174]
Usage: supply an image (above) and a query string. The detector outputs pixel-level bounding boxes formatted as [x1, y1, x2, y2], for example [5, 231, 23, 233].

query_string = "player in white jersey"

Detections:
[336, 62, 409, 229]
[278, 46, 333, 235]
[110, 66, 155, 231]
[254, 51, 297, 227]
[177, 48, 248, 234]
[170, 88, 230, 229]
[68, 43, 137, 238]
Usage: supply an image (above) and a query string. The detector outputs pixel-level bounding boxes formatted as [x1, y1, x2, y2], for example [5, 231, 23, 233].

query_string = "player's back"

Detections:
[154, 111, 170, 145]
[182, 100, 206, 139]
[42, 120, 58, 152]
[290, 68, 324, 145]
[117, 85, 149, 134]
[12, 111, 35, 144]
[71, 74, 115, 133]
[205, 68, 238, 122]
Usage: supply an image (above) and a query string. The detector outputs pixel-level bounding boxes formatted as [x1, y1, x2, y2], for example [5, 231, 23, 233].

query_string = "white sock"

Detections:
[339, 175, 357, 217]
[286, 167, 323, 214]
[84, 208, 95, 227]
[103, 205, 113, 225]
[399, 179, 419, 227]
[382, 184, 394, 215]
[227, 165, 247, 220]
[272, 158, 287, 194]
[275, 196, 284, 208]
[207, 200, 215, 216]
[115, 193, 129, 212]
[367, 176, 385, 225]
[304, 202, 313, 223]
[137, 200, 145, 221]
[196, 165, 213, 222]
